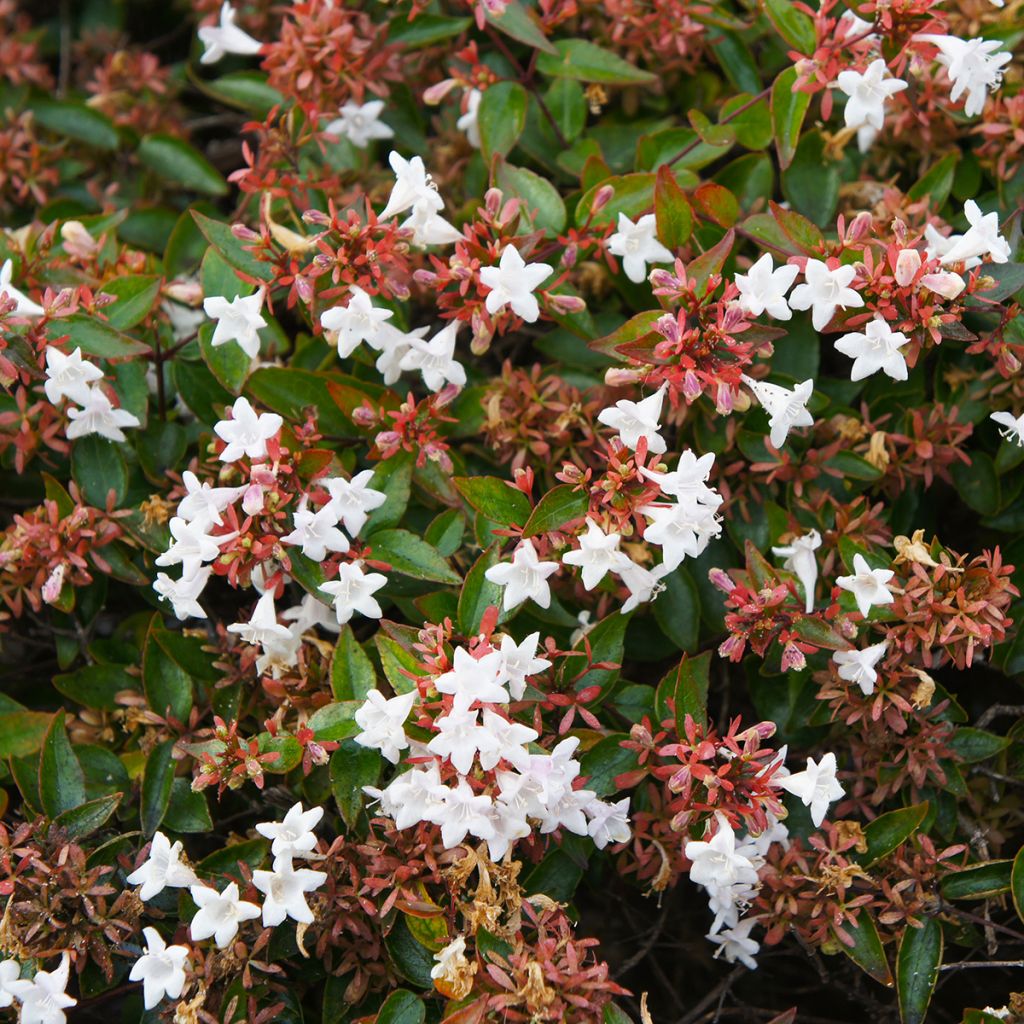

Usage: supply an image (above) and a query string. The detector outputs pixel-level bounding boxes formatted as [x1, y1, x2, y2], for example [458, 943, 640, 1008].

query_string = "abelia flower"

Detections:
[585, 796, 631, 848]
[917, 35, 1011, 118]
[155, 516, 237, 580]
[835, 58, 907, 151]
[991, 410, 1024, 446]
[607, 213, 674, 283]
[203, 288, 266, 359]
[776, 752, 845, 827]
[771, 529, 821, 614]
[6, 953, 76, 1024]
[641, 496, 722, 572]
[834, 316, 910, 382]
[399, 322, 467, 391]
[938, 200, 1011, 266]
[836, 553, 895, 616]
[354, 688, 417, 763]
[281, 498, 350, 561]
[434, 777, 496, 847]
[479, 244, 552, 323]
[0, 258, 44, 316]
[129, 927, 189, 1011]
[684, 817, 760, 890]
[318, 560, 387, 624]
[706, 917, 760, 970]
[562, 518, 630, 590]
[254, 802, 324, 860]
[43, 346, 102, 405]
[177, 471, 245, 527]
[598, 386, 668, 454]
[153, 567, 211, 620]
[0, 960, 18, 1009]
[641, 450, 718, 500]
[485, 539, 560, 611]
[427, 696, 502, 774]
[435, 646, 510, 705]
[496, 631, 551, 699]
[323, 469, 386, 536]
[733, 253, 799, 320]
[65, 386, 140, 442]
[198, 2, 263, 64]
[227, 590, 292, 647]
[188, 881, 261, 948]
[320, 285, 395, 357]
[127, 831, 197, 901]
[788, 259, 863, 331]
[456, 88, 482, 147]
[833, 641, 889, 694]
[252, 859, 327, 926]
[742, 376, 814, 449]
[214, 397, 282, 462]
[324, 100, 393, 148]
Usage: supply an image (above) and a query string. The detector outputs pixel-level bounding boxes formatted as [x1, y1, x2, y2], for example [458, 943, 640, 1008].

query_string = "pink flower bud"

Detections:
[656, 312, 679, 346]
[708, 567, 734, 593]
[848, 211, 874, 241]
[232, 224, 260, 241]
[302, 209, 330, 226]
[562, 243, 578, 268]
[375, 430, 402, 457]
[423, 79, 459, 105]
[920, 271, 966, 300]
[715, 383, 734, 414]
[484, 188, 503, 216]
[42, 564, 65, 605]
[894, 248, 921, 287]
[242, 483, 265, 516]
[604, 367, 644, 387]
[548, 293, 586, 315]
[294, 275, 314, 304]
[591, 184, 615, 214]
[780, 641, 806, 672]
[683, 369, 702, 400]
[352, 405, 377, 428]
[164, 279, 204, 305]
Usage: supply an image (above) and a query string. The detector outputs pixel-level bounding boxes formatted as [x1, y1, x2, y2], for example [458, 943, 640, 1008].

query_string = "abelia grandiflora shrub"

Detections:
[1, 0, 1024, 1022]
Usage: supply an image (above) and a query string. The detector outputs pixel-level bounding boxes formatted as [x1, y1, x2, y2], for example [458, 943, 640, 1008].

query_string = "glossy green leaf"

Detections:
[771, 66, 810, 169]
[523, 484, 589, 537]
[52, 793, 122, 840]
[140, 739, 176, 836]
[39, 712, 86, 818]
[375, 989, 426, 1024]
[143, 619, 194, 722]
[834, 912, 893, 987]
[138, 134, 228, 196]
[102, 275, 162, 330]
[940, 860, 1013, 900]
[368, 528, 460, 584]
[479, 82, 528, 162]
[860, 804, 928, 867]
[762, 0, 817, 53]
[331, 626, 377, 701]
[896, 919, 942, 1024]
[330, 740, 381, 828]
[537, 38, 656, 85]
[454, 476, 531, 526]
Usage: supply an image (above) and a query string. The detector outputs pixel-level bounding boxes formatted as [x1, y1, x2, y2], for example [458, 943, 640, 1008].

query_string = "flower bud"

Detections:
[894, 248, 921, 287]
[920, 271, 966, 300]
[591, 184, 615, 214]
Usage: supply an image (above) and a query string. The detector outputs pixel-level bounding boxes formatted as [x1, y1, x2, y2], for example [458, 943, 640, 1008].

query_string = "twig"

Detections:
[976, 704, 1024, 729]
[940, 959, 1024, 971]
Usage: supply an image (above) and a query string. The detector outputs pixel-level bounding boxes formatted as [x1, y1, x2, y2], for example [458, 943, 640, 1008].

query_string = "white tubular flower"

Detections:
[771, 528, 821, 613]
[836, 553, 895, 617]
[479, 245, 552, 323]
[198, 2, 263, 64]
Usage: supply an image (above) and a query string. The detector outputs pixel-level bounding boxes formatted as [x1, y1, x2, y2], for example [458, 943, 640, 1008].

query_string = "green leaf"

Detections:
[199, 320, 251, 395]
[479, 82, 528, 163]
[579, 734, 638, 797]
[771, 66, 810, 170]
[949, 726, 1011, 763]
[191, 210, 268, 279]
[72, 435, 128, 507]
[454, 475, 531, 526]
[834, 912, 892, 987]
[331, 626, 377, 701]
[458, 545, 504, 635]
[363, 453, 415, 535]
[102, 275, 162, 330]
[425, 508, 466, 556]
[140, 739, 176, 836]
[860, 804, 928, 867]
[782, 131, 838, 227]
[163, 777, 213, 833]
[653, 566, 700, 652]
[195, 838, 268, 881]
[374, 634, 422, 694]
[330, 740, 381, 828]
[603, 1007, 635, 1024]
[389, 14, 472, 47]
[246, 366, 352, 437]
[654, 164, 693, 250]
[950, 455, 1001, 517]
[52, 793, 122, 840]
[32, 99, 119, 149]
[523, 484, 589, 537]
[143, 619, 194, 722]
[53, 663, 136, 710]
[523, 847, 585, 902]
[205, 72, 284, 115]
[908, 153, 957, 207]
[368, 528, 460, 584]
[485, 0, 558, 55]
[544, 78, 587, 141]
[0, 711, 53, 759]
[1011, 845, 1024, 925]
[375, 990, 426, 1024]
[674, 651, 712, 732]
[561, 612, 627, 700]
[38, 712, 86, 818]
[762, 0, 817, 53]
[50, 314, 148, 359]
[495, 160, 567, 234]
[896, 919, 942, 1024]
[386, 915, 437, 988]
[138, 134, 228, 196]
[770, 200, 824, 254]
[537, 38, 656, 85]
[940, 860, 1013, 900]
[307, 700, 362, 741]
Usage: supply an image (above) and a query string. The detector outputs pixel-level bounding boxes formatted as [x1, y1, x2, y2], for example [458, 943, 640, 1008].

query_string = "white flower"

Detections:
[399, 321, 466, 391]
[771, 529, 821, 613]
[479, 245, 552, 323]
[214, 397, 282, 462]
[127, 832, 197, 901]
[374, 763, 446, 830]
[324, 100, 393, 148]
[597, 386, 668, 454]
[256, 626, 304, 679]
[607, 213, 674, 283]
[129, 927, 189, 1010]
[155, 516, 237, 580]
[478, 709, 538, 771]
[641, 449, 719, 501]
[0, 960, 18, 1009]
[281, 592, 340, 635]
[921, 269, 966, 299]
[281, 498, 349, 562]
[198, 2, 263, 64]
[203, 288, 266, 359]
[435, 778, 496, 847]
[354, 688, 417, 763]
[43, 346, 103, 405]
[707, 917, 760, 970]
[833, 641, 889, 695]
[486, 800, 533, 861]
[836, 553, 895, 617]
[177, 470, 245, 526]
[189, 882, 261, 948]
[227, 590, 292, 647]
[318, 560, 387, 625]
[496, 632, 551, 700]
[320, 286, 395, 358]
[6, 953, 76, 1024]
[585, 796, 631, 848]
[254, 802, 324, 860]
[684, 819, 761, 890]
[562, 518, 629, 590]
[375, 325, 428, 385]
[379, 151, 443, 221]
[400, 201, 462, 247]
[788, 260, 864, 331]
[485, 540, 560, 612]
[0, 258, 45, 316]
[992, 410, 1024, 446]
[252, 859, 327, 927]
[428, 697, 502, 775]
[834, 316, 910, 382]
[619, 558, 664, 613]
[835, 59, 907, 152]
[153, 567, 211, 620]
[641, 499, 722, 573]
[939, 200, 1011, 266]
[917, 34, 1011, 117]
[65, 386, 140, 442]
[777, 752, 845, 827]
[734, 253, 800, 320]
[457, 89, 482, 147]
[435, 647, 510, 706]
[323, 469, 386, 536]
[742, 376, 814, 449]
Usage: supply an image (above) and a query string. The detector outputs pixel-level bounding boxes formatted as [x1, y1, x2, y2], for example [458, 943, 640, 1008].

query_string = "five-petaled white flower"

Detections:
[155, 517, 237, 580]
[129, 927, 190, 1010]
[379, 150, 447, 225]
[939, 199, 1011, 266]
[479, 245, 552, 323]
[66, 387, 141, 443]
[734, 253, 800, 320]
[485, 539, 560, 611]
[562, 518, 629, 591]
[44, 346, 103, 405]
[214, 397, 283, 462]
[435, 777, 496, 847]
[435, 647, 510, 706]
[834, 316, 910, 382]
[0, 959, 19, 1009]
[323, 470, 387, 536]
[399, 321, 467, 391]
[835, 58, 908, 152]
[281, 498, 350, 562]
[788, 259, 864, 331]
[354, 688, 418, 763]
[0, 258, 45, 316]
[153, 567, 211, 621]
[833, 641, 889, 695]
[684, 818, 761, 890]
[836, 553, 896, 616]
[992, 410, 1024, 446]
[917, 34, 1011, 118]
[6, 953, 76, 1024]
[198, 2, 263, 64]
[227, 590, 292, 647]
[189, 881, 261, 948]
[255, 802, 324, 860]
[320, 286, 395, 357]
[324, 100, 394, 148]
[428, 697, 502, 775]
[742, 376, 814, 449]
[457, 89, 482, 147]
[252, 859, 327, 927]
[598, 386, 668, 454]
[127, 831, 197, 901]
[772, 529, 821, 613]
[777, 752, 845, 827]
[319, 560, 388, 625]
[607, 213, 674, 284]
[585, 796, 631, 849]
[203, 288, 266, 359]
[496, 631, 551, 700]
[707, 917, 760, 970]
[641, 450, 717, 499]
[177, 471, 245, 526]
